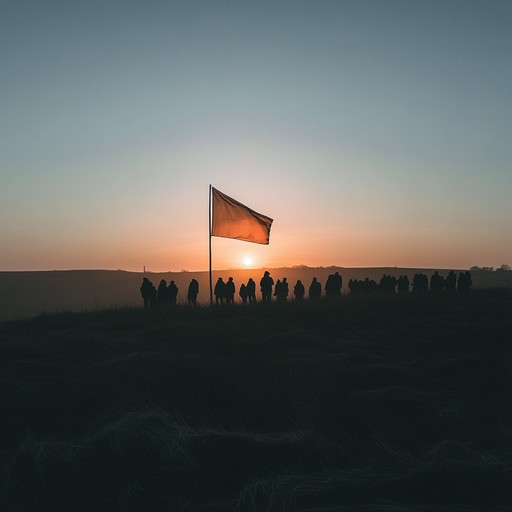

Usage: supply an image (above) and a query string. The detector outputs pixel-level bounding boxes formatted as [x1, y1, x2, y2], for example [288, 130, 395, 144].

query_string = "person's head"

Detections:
[171, 280, 175, 285]
[264, 271, 270, 276]
[229, 277, 233, 281]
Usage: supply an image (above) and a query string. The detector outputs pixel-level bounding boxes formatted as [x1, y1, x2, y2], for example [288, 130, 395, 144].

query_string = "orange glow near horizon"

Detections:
[1, 218, 509, 273]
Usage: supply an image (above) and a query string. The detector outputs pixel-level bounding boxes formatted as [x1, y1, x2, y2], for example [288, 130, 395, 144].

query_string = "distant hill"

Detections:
[1, 267, 511, 322]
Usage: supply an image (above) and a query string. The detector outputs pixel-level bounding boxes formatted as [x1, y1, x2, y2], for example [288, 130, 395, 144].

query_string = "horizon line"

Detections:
[0, 265, 480, 274]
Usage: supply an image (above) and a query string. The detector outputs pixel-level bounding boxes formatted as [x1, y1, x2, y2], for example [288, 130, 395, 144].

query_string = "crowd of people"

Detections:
[348, 270, 472, 295]
[139, 270, 473, 309]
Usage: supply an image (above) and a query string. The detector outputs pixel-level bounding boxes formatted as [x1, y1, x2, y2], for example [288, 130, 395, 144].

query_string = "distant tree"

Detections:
[496, 264, 511, 272]
[470, 266, 494, 272]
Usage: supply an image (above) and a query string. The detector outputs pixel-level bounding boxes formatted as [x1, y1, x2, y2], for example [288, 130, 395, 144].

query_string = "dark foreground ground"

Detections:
[1, 291, 511, 511]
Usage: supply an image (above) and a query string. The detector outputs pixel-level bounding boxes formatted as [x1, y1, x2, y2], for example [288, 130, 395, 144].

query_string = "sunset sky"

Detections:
[1, 0, 511, 272]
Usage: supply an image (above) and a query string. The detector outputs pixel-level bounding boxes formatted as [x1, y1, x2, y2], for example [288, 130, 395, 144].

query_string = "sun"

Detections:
[243, 257, 253, 267]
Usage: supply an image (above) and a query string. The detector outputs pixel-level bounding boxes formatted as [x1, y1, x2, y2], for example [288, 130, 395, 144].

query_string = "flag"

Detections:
[211, 187, 273, 244]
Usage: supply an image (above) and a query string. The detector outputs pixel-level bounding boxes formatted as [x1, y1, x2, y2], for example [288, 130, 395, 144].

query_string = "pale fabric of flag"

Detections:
[211, 187, 273, 245]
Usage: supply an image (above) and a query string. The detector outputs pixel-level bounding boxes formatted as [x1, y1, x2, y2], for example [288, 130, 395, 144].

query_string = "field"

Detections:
[1, 267, 512, 322]
[1, 290, 512, 511]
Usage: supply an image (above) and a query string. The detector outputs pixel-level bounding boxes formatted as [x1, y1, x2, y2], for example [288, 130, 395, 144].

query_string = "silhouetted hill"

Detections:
[1, 267, 511, 321]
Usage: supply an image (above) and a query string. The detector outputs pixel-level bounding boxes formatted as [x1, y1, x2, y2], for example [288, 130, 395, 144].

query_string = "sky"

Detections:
[1, 0, 511, 272]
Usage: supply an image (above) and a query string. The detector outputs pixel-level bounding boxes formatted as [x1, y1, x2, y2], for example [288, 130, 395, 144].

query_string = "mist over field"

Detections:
[1, 267, 512, 322]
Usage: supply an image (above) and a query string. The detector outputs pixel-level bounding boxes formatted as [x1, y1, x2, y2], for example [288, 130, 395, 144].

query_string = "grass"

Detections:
[1, 290, 511, 511]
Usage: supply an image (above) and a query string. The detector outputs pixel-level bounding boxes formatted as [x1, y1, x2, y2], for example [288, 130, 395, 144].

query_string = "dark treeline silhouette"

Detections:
[139, 270, 473, 308]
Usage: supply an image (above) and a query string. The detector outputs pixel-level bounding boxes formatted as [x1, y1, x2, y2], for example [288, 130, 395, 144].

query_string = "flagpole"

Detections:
[209, 184, 213, 306]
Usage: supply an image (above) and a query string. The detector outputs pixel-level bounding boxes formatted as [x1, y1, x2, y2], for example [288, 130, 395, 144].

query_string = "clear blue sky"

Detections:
[1, 0, 511, 271]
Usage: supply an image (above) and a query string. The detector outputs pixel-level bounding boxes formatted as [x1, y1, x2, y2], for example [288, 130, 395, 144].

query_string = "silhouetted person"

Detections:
[430, 271, 444, 292]
[445, 270, 457, 292]
[294, 279, 305, 301]
[457, 271, 472, 292]
[140, 278, 156, 309]
[397, 275, 409, 294]
[187, 279, 199, 306]
[275, 277, 288, 302]
[260, 271, 274, 302]
[214, 277, 226, 304]
[239, 283, 248, 304]
[309, 277, 321, 300]
[325, 274, 335, 298]
[168, 280, 178, 305]
[378, 274, 397, 293]
[333, 271, 342, 296]
[325, 272, 342, 297]
[246, 278, 256, 303]
[274, 279, 281, 300]
[350, 278, 377, 295]
[413, 273, 428, 293]
[225, 277, 235, 305]
[157, 279, 168, 306]
[464, 270, 473, 291]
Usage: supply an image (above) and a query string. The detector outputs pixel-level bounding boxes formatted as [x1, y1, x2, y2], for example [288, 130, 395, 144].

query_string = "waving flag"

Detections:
[211, 187, 273, 245]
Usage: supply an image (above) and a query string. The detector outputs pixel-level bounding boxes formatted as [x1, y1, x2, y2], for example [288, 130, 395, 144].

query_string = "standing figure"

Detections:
[413, 273, 428, 293]
[294, 280, 305, 301]
[464, 271, 473, 291]
[168, 280, 178, 305]
[214, 277, 226, 304]
[187, 279, 199, 306]
[397, 275, 409, 294]
[157, 279, 168, 306]
[445, 270, 457, 292]
[430, 271, 441, 292]
[325, 274, 335, 298]
[274, 279, 281, 300]
[276, 277, 289, 302]
[333, 272, 342, 296]
[246, 278, 256, 303]
[309, 277, 321, 300]
[140, 278, 156, 309]
[239, 283, 248, 304]
[225, 277, 235, 305]
[457, 271, 472, 292]
[260, 271, 274, 302]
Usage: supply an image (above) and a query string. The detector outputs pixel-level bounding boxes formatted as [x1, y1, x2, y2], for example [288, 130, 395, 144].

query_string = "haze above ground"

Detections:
[1, 1, 511, 272]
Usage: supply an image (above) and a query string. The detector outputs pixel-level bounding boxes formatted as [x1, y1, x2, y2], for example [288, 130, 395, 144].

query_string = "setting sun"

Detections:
[243, 257, 253, 267]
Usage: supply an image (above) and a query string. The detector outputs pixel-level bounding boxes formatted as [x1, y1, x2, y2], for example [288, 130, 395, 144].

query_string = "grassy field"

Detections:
[1, 290, 511, 511]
